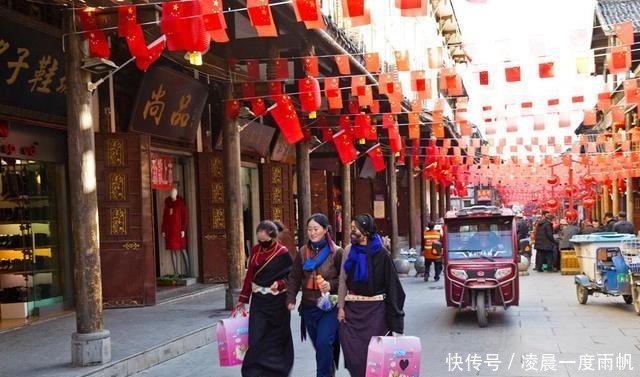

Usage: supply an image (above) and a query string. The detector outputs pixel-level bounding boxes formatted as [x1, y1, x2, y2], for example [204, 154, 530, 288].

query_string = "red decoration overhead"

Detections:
[247, 0, 277, 37]
[396, 0, 428, 17]
[298, 76, 321, 113]
[271, 95, 304, 144]
[161, 1, 209, 53]
[250, 98, 267, 116]
[78, 8, 110, 59]
[365, 53, 380, 73]
[538, 62, 554, 78]
[608, 45, 631, 74]
[367, 144, 386, 172]
[201, 0, 229, 42]
[246, 59, 260, 80]
[504, 66, 521, 82]
[614, 20, 634, 46]
[394, 50, 410, 71]
[341, 0, 371, 26]
[302, 56, 319, 77]
[274, 58, 289, 79]
[478, 70, 489, 85]
[117, 5, 137, 38]
[268, 81, 283, 98]
[293, 0, 319, 21]
[333, 130, 358, 165]
[136, 37, 166, 71]
[334, 55, 351, 75]
[324, 77, 343, 109]
[226, 100, 240, 119]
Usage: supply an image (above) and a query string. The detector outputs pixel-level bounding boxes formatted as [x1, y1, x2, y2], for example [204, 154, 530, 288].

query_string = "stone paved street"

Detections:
[134, 271, 640, 377]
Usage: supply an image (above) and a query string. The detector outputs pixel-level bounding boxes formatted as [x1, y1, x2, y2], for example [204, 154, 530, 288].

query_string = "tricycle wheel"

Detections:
[623, 295, 633, 305]
[476, 292, 488, 328]
[576, 285, 588, 305]
[632, 285, 640, 315]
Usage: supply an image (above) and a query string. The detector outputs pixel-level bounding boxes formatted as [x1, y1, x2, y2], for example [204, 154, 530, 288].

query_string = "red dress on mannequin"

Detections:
[162, 196, 188, 250]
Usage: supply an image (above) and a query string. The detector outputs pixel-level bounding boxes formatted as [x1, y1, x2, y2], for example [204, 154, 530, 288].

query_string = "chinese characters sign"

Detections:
[151, 153, 174, 190]
[0, 11, 66, 124]
[475, 188, 494, 203]
[130, 65, 208, 143]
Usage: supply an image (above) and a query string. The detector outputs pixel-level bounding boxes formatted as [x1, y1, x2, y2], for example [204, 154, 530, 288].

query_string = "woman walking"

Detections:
[236, 220, 294, 377]
[287, 213, 343, 377]
[337, 213, 406, 377]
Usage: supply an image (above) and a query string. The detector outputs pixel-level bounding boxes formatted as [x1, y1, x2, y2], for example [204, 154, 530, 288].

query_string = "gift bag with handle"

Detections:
[365, 335, 421, 377]
[216, 309, 249, 367]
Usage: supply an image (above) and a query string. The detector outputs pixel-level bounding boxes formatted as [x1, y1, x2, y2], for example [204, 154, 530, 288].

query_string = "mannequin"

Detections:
[161, 188, 189, 276]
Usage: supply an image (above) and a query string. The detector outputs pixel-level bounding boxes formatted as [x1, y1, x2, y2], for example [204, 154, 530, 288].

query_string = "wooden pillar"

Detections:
[222, 81, 245, 310]
[296, 42, 313, 242]
[420, 177, 429, 231]
[438, 183, 446, 220]
[66, 15, 111, 366]
[429, 180, 438, 221]
[407, 154, 417, 249]
[388, 154, 399, 258]
[445, 186, 452, 212]
[341, 163, 352, 247]
[627, 178, 634, 225]
[612, 179, 619, 215]
[603, 185, 611, 215]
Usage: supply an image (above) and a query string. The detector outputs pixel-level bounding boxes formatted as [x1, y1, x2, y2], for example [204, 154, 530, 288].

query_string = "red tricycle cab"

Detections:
[443, 206, 520, 327]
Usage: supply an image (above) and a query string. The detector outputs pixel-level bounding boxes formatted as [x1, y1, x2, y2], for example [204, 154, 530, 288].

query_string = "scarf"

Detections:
[303, 239, 331, 271]
[344, 233, 383, 283]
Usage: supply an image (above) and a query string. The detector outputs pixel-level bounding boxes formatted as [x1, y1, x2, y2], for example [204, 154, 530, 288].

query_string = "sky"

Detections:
[451, 0, 601, 153]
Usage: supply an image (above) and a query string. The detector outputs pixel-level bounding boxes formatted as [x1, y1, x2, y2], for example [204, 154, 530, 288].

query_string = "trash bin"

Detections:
[569, 232, 637, 282]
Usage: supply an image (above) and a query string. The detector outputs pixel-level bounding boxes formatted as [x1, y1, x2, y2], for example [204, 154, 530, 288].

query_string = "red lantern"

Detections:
[618, 178, 627, 193]
[547, 198, 559, 210]
[547, 175, 559, 186]
[582, 174, 596, 185]
[298, 76, 321, 113]
[583, 197, 595, 207]
[564, 209, 578, 223]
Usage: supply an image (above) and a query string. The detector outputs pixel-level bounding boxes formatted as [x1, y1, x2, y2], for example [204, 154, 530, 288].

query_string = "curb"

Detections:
[80, 323, 218, 377]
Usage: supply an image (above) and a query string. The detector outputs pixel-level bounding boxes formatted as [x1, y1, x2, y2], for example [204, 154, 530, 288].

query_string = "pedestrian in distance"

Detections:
[422, 222, 443, 282]
[235, 220, 294, 377]
[534, 212, 558, 272]
[613, 211, 636, 234]
[516, 212, 529, 241]
[337, 213, 406, 377]
[287, 213, 343, 377]
[602, 212, 616, 232]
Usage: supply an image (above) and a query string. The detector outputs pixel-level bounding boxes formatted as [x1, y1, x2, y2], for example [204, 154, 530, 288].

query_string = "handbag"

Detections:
[365, 335, 421, 377]
[216, 308, 249, 367]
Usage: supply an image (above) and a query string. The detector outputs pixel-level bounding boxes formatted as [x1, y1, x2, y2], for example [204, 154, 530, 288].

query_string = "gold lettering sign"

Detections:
[212, 208, 225, 230]
[110, 208, 128, 235]
[272, 206, 282, 221]
[211, 182, 224, 204]
[122, 241, 141, 250]
[272, 186, 282, 205]
[272, 166, 282, 185]
[210, 157, 223, 178]
[107, 139, 125, 167]
[108, 172, 127, 201]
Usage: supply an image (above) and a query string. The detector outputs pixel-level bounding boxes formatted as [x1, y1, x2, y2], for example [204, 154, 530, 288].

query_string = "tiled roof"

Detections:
[596, 0, 640, 34]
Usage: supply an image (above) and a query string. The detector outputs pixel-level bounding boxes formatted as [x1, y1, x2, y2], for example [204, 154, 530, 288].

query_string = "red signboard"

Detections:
[476, 188, 493, 202]
[151, 154, 174, 190]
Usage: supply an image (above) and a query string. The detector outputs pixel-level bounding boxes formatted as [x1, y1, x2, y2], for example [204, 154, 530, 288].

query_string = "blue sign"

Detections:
[0, 9, 66, 124]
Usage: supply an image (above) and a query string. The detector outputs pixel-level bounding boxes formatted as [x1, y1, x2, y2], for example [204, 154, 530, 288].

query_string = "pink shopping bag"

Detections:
[216, 312, 249, 366]
[365, 335, 421, 377]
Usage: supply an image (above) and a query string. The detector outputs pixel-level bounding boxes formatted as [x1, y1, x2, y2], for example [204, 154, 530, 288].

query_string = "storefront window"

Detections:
[0, 158, 62, 322]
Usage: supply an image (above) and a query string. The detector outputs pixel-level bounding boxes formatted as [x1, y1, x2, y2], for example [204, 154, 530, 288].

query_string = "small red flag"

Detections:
[394, 50, 410, 71]
[539, 62, 554, 78]
[365, 53, 380, 73]
[478, 70, 489, 85]
[367, 144, 386, 172]
[333, 130, 358, 165]
[335, 55, 351, 75]
[302, 56, 319, 77]
[246, 59, 260, 81]
[271, 95, 304, 144]
[505, 66, 521, 82]
[274, 58, 289, 79]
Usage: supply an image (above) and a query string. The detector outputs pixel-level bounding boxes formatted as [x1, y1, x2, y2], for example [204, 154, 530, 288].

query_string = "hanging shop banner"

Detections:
[0, 9, 66, 124]
[150, 153, 174, 190]
[129, 65, 208, 143]
[475, 187, 494, 203]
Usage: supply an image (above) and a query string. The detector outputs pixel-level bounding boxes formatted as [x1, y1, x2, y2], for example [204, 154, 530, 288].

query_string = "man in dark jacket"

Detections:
[534, 213, 558, 272]
[603, 212, 616, 232]
[516, 213, 529, 241]
[614, 211, 636, 234]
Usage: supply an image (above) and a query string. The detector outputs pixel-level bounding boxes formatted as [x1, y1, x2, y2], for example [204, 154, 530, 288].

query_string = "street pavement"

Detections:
[133, 271, 640, 377]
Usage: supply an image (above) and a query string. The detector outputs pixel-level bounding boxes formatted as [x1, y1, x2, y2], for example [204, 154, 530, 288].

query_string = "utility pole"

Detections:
[65, 13, 111, 366]
[341, 163, 352, 247]
[407, 153, 417, 249]
[430, 180, 438, 221]
[296, 41, 313, 241]
[388, 153, 399, 259]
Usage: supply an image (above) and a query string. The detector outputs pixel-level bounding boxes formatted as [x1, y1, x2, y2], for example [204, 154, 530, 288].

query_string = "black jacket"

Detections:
[614, 220, 636, 235]
[516, 220, 529, 241]
[535, 219, 557, 251]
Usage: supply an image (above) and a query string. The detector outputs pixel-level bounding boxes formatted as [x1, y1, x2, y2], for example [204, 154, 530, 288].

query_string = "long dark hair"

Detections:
[306, 213, 335, 252]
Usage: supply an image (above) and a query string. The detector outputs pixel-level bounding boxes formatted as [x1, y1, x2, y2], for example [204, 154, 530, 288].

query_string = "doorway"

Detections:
[241, 164, 260, 264]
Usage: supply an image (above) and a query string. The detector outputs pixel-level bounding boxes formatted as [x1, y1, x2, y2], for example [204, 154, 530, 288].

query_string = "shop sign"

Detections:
[475, 188, 493, 202]
[130, 65, 208, 144]
[0, 10, 66, 124]
[151, 153, 173, 190]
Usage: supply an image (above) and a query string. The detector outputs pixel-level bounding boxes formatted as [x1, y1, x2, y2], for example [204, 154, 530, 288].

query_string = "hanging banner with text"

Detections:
[150, 153, 174, 190]
[0, 9, 66, 124]
[129, 65, 208, 143]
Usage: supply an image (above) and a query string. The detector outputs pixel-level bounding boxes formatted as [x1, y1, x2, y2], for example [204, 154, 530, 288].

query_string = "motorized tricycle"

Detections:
[443, 206, 520, 327]
[571, 233, 640, 314]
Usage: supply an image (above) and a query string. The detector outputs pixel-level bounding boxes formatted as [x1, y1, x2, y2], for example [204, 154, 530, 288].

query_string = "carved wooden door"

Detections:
[95, 133, 155, 307]
[197, 152, 228, 283]
[260, 162, 296, 254]
[310, 170, 329, 217]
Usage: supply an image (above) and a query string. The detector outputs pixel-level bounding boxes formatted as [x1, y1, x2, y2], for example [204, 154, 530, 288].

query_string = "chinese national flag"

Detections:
[118, 5, 137, 37]
[325, 78, 342, 109]
[354, 114, 371, 141]
[241, 82, 255, 98]
[250, 98, 267, 116]
[294, 0, 319, 21]
[427, 47, 442, 69]
[271, 95, 304, 144]
[335, 55, 351, 75]
[431, 122, 444, 138]
[333, 130, 358, 164]
[614, 21, 634, 46]
[378, 73, 394, 94]
[161, 1, 209, 52]
[394, 50, 410, 71]
[547, 98, 560, 107]
[302, 56, 319, 77]
[370, 100, 380, 114]
[268, 81, 283, 98]
[351, 75, 367, 96]
[348, 100, 360, 114]
[388, 126, 402, 153]
[246, 59, 260, 80]
[341, 0, 371, 26]
[479, 70, 489, 85]
[539, 62, 554, 78]
[226, 100, 240, 119]
[505, 66, 521, 82]
[612, 104, 625, 126]
[247, 0, 273, 25]
[608, 45, 631, 74]
[597, 91, 611, 111]
[389, 99, 402, 114]
[339, 115, 352, 134]
[382, 113, 395, 129]
[396, 0, 428, 17]
[367, 144, 386, 172]
[78, 8, 111, 59]
[321, 126, 334, 143]
[135, 37, 165, 71]
[365, 53, 380, 73]
[125, 24, 148, 59]
[459, 121, 471, 136]
[202, 0, 229, 42]
[274, 58, 289, 79]
[583, 109, 596, 126]
[624, 79, 639, 103]
[358, 86, 373, 108]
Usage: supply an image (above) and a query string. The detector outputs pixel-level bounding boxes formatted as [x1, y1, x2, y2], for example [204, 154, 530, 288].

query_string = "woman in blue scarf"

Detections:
[287, 213, 344, 377]
[337, 213, 406, 377]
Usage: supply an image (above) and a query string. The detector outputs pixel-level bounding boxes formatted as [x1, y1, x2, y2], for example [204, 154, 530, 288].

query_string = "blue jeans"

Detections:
[301, 304, 339, 377]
